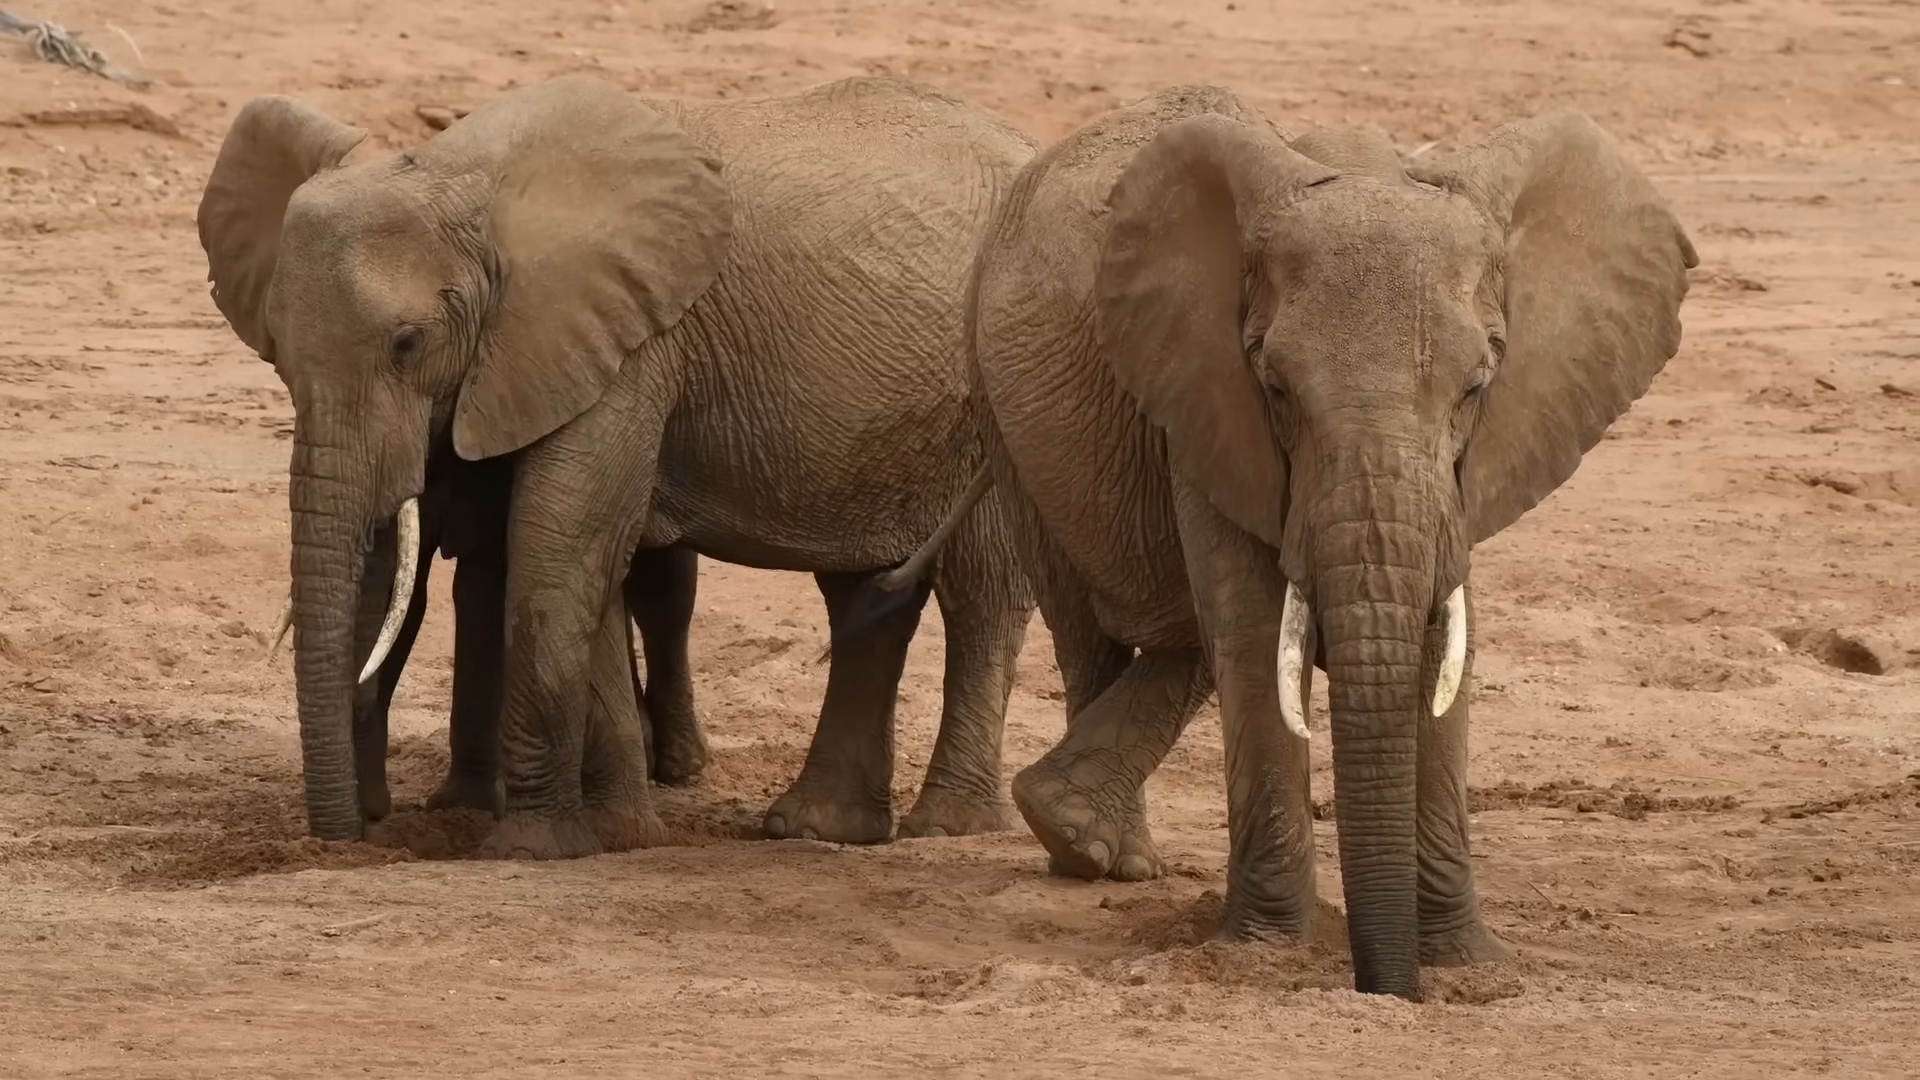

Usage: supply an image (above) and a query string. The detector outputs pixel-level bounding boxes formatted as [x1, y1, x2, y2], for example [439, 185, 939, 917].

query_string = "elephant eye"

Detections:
[388, 325, 427, 372]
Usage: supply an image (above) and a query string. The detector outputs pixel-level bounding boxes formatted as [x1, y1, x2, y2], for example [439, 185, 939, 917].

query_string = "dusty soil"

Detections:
[3, 0, 1918, 1075]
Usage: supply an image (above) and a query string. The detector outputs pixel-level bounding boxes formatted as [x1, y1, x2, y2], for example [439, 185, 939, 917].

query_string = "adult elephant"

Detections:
[854, 86, 1697, 998]
[262, 451, 708, 826]
[198, 73, 1038, 853]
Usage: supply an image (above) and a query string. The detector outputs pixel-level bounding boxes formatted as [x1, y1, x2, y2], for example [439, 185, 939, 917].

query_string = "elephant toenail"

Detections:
[800, 827, 819, 841]
[1083, 840, 1111, 868]
[765, 815, 786, 837]
[1060, 825, 1078, 842]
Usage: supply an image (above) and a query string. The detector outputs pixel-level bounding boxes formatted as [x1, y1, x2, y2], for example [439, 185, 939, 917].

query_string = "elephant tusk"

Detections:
[266, 593, 293, 658]
[1431, 585, 1468, 717]
[356, 496, 420, 686]
[1277, 581, 1311, 741]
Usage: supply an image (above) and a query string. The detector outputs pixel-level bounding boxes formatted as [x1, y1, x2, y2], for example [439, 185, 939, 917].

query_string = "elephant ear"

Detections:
[196, 96, 367, 360]
[440, 75, 733, 460]
[1410, 111, 1699, 544]
[1095, 114, 1337, 549]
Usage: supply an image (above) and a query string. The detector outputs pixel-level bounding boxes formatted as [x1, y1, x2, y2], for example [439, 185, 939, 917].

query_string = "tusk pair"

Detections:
[259, 497, 421, 689]
[1274, 581, 1469, 737]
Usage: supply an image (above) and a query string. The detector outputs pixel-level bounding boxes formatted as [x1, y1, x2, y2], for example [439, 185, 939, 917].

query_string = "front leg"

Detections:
[481, 416, 660, 861]
[1417, 582, 1514, 966]
[1172, 483, 1318, 941]
[580, 588, 667, 851]
[428, 457, 512, 816]
[353, 504, 439, 823]
[626, 545, 706, 785]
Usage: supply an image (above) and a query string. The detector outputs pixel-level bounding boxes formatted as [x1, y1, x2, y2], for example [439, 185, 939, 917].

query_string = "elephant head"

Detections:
[1095, 112, 1696, 995]
[198, 75, 733, 840]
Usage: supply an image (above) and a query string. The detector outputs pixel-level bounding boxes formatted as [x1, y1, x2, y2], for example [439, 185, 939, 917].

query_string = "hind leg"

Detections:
[763, 570, 930, 843]
[626, 546, 706, 785]
[899, 489, 1036, 838]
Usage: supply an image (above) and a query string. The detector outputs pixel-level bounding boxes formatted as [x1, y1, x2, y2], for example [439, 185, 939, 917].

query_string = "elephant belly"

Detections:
[646, 369, 979, 575]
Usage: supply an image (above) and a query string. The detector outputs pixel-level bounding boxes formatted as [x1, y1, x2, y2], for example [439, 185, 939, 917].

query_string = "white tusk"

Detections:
[1277, 581, 1311, 741]
[266, 593, 293, 657]
[1431, 585, 1468, 717]
[356, 497, 420, 686]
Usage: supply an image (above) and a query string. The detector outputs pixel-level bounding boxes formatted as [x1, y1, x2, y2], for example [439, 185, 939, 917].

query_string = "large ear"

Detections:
[196, 97, 367, 360]
[1095, 114, 1337, 549]
[1410, 111, 1699, 543]
[438, 75, 733, 460]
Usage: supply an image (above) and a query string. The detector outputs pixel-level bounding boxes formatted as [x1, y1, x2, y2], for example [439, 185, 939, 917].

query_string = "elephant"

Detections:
[262, 448, 710, 826]
[847, 85, 1698, 998]
[197, 73, 1040, 854]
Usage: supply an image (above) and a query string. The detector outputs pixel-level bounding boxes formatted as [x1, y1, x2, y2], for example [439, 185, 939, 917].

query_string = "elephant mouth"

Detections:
[266, 494, 422, 685]
[1274, 578, 1467, 739]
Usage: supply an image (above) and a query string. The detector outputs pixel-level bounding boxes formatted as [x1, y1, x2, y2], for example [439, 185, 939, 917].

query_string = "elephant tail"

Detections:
[815, 464, 997, 664]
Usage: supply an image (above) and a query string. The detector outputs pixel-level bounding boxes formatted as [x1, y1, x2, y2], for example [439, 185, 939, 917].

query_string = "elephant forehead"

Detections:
[279, 183, 461, 304]
[1268, 183, 1495, 295]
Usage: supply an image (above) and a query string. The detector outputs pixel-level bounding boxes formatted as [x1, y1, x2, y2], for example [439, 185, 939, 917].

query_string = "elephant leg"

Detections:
[352, 513, 436, 823]
[1417, 582, 1514, 966]
[483, 411, 663, 861]
[763, 569, 930, 844]
[990, 466, 1156, 879]
[579, 590, 668, 852]
[1173, 482, 1318, 940]
[1011, 645, 1208, 882]
[425, 542, 508, 815]
[898, 496, 1034, 839]
[625, 546, 706, 786]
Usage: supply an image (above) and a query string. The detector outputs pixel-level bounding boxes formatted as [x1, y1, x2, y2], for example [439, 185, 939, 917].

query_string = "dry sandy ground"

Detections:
[2, 0, 1918, 1076]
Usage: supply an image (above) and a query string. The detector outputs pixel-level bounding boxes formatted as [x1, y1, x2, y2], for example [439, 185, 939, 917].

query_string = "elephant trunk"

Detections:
[289, 436, 369, 841]
[1303, 457, 1445, 1000]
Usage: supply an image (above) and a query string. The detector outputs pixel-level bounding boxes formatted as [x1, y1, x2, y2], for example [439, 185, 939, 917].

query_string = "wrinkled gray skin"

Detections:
[863, 87, 1698, 998]
[347, 448, 707, 825]
[198, 75, 1038, 854]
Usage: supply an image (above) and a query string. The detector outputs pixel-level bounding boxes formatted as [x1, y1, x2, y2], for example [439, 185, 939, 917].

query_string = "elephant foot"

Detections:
[1012, 757, 1158, 882]
[358, 782, 393, 824]
[1218, 889, 1323, 943]
[1420, 916, 1516, 967]
[649, 715, 709, 787]
[476, 811, 603, 861]
[426, 769, 505, 815]
[585, 798, 667, 853]
[762, 783, 893, 844]
[898, 782, 1017, 839]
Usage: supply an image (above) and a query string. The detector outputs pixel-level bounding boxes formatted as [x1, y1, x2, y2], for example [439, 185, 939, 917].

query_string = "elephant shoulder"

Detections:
[980, 85, 1273, 320]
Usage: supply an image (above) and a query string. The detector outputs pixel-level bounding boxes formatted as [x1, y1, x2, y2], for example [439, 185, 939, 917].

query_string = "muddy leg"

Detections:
[1011, 646, 1209, 881]
[763, 570, 930, 843]
[899, 488, 1035, 838]
[626, 545, 706, 786]
[1418, 582, 1514, 967]
[581, 591, 667, 852]
[352, 516, 434, 823]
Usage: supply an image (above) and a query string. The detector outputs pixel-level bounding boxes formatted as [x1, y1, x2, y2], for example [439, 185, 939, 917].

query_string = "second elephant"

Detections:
[860, 86, 1697, 998]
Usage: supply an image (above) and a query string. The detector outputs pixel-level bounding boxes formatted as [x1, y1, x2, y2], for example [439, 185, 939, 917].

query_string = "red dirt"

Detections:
[3, 1, 1917, 1075]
